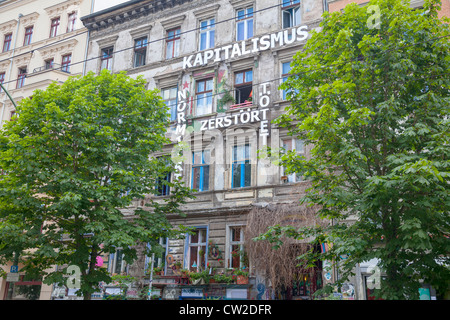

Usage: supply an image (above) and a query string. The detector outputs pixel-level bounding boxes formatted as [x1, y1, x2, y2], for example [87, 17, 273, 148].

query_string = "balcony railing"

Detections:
[32, 63, 70, 74]
[229, 100, 252, 110]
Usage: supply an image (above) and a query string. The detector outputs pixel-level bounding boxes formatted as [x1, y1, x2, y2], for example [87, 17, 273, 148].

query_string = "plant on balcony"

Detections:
[189, 269, 211, 285]
[233, 269, 249, 285]
[213, 273, 234, 284]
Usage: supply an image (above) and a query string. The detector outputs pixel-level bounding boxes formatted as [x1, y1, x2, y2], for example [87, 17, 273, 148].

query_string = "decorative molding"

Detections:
[0, 60, 11, 71]
[0, 19, 17, 35]
[154, 69, 181, 89]
[20, 12, 39, 28]
[129, 24, 153, 39]
[96, 35, 119, 49]
[45, 0, 81, 19]
[13, 54, 31, 68]
[38, 39, 78, 60]
[193, 4, 220, 20]
[160, 14, 186, 30]
[229, 0, 254, 9]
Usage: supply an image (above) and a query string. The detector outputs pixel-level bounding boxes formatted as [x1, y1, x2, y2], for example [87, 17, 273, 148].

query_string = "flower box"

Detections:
[236, 275, 248, 285]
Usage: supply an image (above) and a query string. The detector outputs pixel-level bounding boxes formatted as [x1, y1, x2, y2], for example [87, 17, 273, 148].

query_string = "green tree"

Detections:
[258, 0, 450, 299]
[0, 70, 192, 300]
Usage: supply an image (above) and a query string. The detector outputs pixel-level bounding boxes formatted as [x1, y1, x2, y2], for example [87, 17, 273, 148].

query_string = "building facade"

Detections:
[1, 0, 446, 300]
[80, 0, 332, 301]
[0, 0, 93, 300]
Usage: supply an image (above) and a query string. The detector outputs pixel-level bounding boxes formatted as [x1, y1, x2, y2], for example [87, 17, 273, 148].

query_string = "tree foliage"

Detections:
[0, 70, 192, 299]
[259, 0, 450, 299]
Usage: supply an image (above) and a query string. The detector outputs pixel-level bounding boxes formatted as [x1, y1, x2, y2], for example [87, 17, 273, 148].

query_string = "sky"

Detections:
[93, 0, 129, 12]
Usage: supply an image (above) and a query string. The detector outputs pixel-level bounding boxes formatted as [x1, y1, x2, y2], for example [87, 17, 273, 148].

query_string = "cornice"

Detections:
[20, 12, 39, 28]
[38, 38, 78, 60]
[81, 0, 196, 32]
[0, 19, 17, 34]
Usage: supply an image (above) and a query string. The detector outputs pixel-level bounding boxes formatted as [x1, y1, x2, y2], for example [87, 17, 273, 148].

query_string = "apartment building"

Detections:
[79, 0, 329, 301]
[0, 0, 93, 300]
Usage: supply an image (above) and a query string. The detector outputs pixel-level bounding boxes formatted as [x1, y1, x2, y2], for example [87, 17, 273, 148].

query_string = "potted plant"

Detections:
[153, 266, 163, 276]
[234, 269, 249, 285]
[189, 269, 210, 285]
[213, 273, 234, 284]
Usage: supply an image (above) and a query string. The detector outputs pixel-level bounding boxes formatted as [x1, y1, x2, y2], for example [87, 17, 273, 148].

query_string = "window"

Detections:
[192, 150, 210, 192]
[145, 238, 167, 274]
[235, 70, 253, 104]
[16, 67, 27, 89]
[196, 78, 213, 116]
[281, 138, 304, 182]
[199, 18, 215, 51]
[133, 36, 147, 68]
[101, 47, 113, 71]
[166, 27, 180, 59]
[162, 87, 178, 122]
[232, 144, 251, 188]
[228, 226, 246, 269]
[67, 12, 77, 32]
[23, 26, 33, 46]
[186, 228, 207, 271]
[109, 249, 126, 275]
[50, 18, 60, 38]
[155, 157, 171, 196]
[3, 33, 12, 52]
[282, 61, 291, 100]
[282, 0, 301, 29]
[0, 72, 4, 93]
[61, 54, 71, 73]
[236, 7, 253, 41]
[45, 58, 54, 70]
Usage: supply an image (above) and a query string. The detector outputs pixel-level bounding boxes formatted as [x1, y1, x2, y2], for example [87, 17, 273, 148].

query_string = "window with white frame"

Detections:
[282, 0, 301, 29]
[199, 18, 215, 51]
[186, 227, 207, 271]
[192, 150, 210, 192]
[196, 78, 213, 116]
[144, 238, 167, 274]
[166, 27, 181, 59]
[234, 69, 253, 104]
[109, 248, 126, 275]
[161, 87, 178, 122]
[232, 143, 251, 188]
[281, 138, 304, 182]
[236, 7, 253, 41]
[281, 61, 291, 100]
[228, 225, 246, 269]
[100, 47, 113, 71]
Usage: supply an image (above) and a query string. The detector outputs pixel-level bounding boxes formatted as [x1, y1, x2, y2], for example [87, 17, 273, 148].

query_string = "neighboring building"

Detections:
[0, 0, 93, 300]
[80, 0, 329, 301]
[328, 0, 450, 19]
[0, 0, 93, 130]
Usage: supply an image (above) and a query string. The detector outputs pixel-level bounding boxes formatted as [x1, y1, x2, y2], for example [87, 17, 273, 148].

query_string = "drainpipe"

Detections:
[0, 13, 22, 129]
[82, 0, 95, 76]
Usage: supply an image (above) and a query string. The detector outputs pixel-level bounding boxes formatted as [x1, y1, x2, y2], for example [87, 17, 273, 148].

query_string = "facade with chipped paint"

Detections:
[81, 0, 328, 300]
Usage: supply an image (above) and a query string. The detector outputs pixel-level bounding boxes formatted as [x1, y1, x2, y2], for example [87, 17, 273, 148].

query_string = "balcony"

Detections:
[229, 100, 253, 110]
